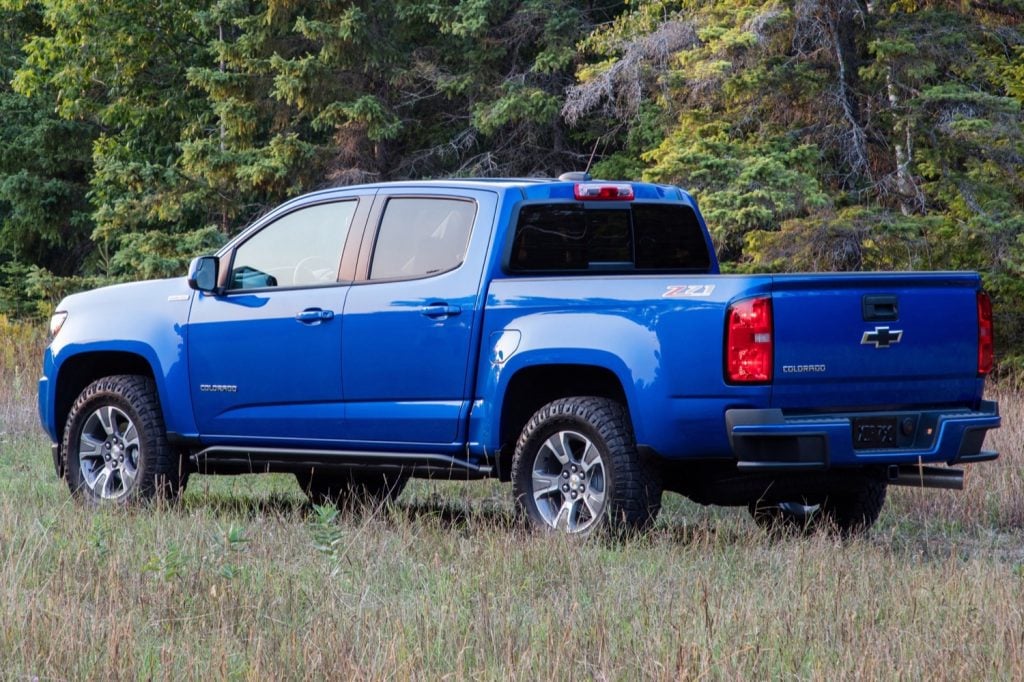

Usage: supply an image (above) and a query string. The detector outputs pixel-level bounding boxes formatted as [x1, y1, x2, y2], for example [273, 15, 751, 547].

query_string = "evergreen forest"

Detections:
[1, 0, 1023, 361]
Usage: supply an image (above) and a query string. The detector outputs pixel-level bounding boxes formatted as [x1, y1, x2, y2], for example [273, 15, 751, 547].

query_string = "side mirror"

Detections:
[187, 255, 220, 293]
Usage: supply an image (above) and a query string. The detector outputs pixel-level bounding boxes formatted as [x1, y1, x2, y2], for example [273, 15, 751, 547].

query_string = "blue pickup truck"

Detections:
[38, 176, 1001, 535]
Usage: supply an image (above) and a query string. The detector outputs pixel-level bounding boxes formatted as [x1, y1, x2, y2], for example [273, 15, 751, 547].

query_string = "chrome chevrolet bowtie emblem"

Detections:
[861, 326, 903, 349]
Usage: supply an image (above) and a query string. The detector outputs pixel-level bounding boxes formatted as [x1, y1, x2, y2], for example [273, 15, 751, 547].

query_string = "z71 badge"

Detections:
[663, 284, 715, 298]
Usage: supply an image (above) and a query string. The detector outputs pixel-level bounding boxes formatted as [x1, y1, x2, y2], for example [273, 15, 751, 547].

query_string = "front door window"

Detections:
[230, 201, 357, 290]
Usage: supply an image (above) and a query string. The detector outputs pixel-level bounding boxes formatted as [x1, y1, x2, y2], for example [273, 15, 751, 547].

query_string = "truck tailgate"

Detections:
[770, 272, 983, 410]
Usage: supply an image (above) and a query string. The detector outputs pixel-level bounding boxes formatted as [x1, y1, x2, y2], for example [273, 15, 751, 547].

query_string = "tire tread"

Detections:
[63, 374, 183, 501]
[512, 396, 662, 533]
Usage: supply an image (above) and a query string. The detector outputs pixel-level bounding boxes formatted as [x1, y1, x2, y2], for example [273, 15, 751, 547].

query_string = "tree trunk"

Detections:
[885, 65, 925, 215]
[828, 0, 872, 184]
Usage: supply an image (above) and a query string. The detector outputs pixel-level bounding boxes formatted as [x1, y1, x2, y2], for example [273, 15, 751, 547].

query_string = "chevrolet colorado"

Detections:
[38, 175, 1001, 534]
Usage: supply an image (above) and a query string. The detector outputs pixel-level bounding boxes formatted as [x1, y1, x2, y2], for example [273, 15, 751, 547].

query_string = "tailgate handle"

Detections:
[863, 295, 898, 322]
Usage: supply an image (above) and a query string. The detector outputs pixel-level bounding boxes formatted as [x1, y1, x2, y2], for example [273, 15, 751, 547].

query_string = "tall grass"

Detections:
[887, 388, 1024, 532]
[0, 314, 47, 440]
[1, 319, 1022, 679]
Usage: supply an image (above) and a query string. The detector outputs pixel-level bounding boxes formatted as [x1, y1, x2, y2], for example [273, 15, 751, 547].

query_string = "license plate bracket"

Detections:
[852, 416, 898, 449]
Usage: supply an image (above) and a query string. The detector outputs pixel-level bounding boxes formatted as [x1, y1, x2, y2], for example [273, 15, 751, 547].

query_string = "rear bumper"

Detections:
[726, 400, 1000, 470]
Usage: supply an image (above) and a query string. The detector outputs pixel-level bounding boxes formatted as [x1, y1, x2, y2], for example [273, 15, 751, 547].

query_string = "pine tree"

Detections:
[0, 1, 95, 315]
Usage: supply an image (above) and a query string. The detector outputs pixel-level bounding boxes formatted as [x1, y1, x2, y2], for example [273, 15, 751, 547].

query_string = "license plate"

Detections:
[852, 416, 898, 449]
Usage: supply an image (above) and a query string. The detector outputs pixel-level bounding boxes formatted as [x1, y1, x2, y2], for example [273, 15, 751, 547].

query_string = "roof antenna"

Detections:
[558, 137, 603, 181]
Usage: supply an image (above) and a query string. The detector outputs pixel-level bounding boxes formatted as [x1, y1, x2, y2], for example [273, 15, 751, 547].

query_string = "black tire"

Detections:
[295, 469, 407, 509]
[821, 477, 887, 535]
[511, 396, 662, 535]
[63, 375, 185, 504]
[748, 477, 887, 537]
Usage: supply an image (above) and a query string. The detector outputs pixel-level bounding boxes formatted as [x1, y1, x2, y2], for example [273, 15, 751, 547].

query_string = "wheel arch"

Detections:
[495, 363, 630, 481]
[53, 350, 158, 446]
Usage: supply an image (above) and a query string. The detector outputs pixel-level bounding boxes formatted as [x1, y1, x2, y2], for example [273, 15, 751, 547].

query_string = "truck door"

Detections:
[340, 188, 497, 444]
[187, 194, 370, 443]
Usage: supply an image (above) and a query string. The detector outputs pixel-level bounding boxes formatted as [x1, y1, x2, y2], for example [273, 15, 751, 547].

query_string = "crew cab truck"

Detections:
[38, 176, 1001, 535]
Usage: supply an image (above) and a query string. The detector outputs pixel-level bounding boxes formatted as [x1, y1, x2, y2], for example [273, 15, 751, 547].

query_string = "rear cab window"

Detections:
[508, 202, 712, 274]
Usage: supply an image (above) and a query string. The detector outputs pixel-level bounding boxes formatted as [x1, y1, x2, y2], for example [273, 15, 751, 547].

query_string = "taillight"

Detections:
[574, 183, 634, 201]
[978, 290, 993, 376]
[726, 297, 773, 383]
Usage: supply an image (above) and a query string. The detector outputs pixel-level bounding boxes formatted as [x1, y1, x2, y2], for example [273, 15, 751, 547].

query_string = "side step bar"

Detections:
[887, 464, 964, 490]
[191, 446, 495, 480]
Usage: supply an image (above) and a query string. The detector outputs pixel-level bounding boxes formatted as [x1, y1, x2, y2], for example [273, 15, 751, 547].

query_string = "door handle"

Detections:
[420, 303, 462, 319]
[295, 308, 335, 324]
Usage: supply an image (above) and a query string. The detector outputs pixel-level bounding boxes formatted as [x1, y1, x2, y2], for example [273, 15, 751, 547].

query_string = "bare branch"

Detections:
[562, 20, 698, 126]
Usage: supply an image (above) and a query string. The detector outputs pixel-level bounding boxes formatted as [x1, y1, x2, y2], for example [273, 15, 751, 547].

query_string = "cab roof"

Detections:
[299, 177, 687, 202]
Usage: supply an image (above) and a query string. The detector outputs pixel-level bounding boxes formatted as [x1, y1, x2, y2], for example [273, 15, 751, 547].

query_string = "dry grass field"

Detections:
[1, 317, 1023, 679]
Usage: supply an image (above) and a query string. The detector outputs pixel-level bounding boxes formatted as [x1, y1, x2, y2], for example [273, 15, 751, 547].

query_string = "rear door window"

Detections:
[509, 203, 711, 273]
[369, 198, 476, 280]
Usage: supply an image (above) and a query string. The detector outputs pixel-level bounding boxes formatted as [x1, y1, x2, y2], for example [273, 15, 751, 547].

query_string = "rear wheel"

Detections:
[63, 375, 186, 504]
[820, 477, 887, 535]
[295, 469, 407, 509]
[511, 397, 661, 536]
[748, 477, 887, 536]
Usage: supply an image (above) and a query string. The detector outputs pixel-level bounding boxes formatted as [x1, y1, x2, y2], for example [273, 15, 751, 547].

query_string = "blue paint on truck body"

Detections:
[39, 178, 999, 483]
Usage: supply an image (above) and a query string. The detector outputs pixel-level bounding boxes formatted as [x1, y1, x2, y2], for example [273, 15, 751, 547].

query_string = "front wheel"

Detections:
[63, 375, 185, 504]
[511, 397, 662, 536]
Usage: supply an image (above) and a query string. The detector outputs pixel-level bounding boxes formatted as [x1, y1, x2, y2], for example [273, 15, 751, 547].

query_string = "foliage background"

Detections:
[0, 0, 1021, 357]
